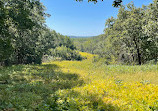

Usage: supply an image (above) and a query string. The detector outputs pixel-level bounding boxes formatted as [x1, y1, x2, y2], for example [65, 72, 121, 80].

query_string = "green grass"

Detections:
[0, 64, 83, 110]
[0, 52, 158, 110]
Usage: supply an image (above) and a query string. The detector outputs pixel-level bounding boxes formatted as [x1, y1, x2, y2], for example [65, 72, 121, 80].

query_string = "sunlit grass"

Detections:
[47, 52, 158, 84]
[0, 52, 158, 110]
[46, 52, 158, 110]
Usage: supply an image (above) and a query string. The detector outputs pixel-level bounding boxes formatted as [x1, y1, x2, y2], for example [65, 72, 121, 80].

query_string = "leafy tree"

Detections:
[0, 0, 51, 65]
[0, 0, 13, 65]
[142, 0, 158, 63]
[73, 1, 158, 65]
[50, 46, 83, 61]
[120, 4, 144, 65]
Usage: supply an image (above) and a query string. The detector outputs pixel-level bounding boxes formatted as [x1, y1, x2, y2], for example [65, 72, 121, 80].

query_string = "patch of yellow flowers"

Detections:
[46, 52, 158, 110]
[73, 79, 158, 110]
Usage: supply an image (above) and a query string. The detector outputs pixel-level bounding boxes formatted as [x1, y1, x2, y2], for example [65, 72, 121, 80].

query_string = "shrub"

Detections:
[44, 46, 83, 62]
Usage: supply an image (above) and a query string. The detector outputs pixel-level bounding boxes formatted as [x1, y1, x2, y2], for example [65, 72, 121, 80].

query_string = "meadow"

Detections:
[0, 52, 158, 110]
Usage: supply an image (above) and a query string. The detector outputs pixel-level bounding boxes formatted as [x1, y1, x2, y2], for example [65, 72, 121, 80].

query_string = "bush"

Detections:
[43, 46, 83, 62]
[92, 55, 116, 65]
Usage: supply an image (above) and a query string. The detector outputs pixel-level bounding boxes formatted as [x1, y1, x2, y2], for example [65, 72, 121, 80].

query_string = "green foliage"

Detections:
[0, 64, 83, 110]
[1, 53, 157, 110]
[0, 0, 77, 66]
[73, 1, 158, 65]
[72, 34, 105, 54]
[44, 46, 83, 61]
[58, 35, 76, 50]
[0, 39, 13, 65]
[0, 0, 49, 65]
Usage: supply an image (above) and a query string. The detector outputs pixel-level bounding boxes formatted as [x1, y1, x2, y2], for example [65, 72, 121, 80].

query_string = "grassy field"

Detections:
[0, 52, 158, 110]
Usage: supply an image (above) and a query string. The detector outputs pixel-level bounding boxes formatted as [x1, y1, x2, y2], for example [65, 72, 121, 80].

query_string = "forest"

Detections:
[0, 0, 158, 110]
[72, 3, 158, 65]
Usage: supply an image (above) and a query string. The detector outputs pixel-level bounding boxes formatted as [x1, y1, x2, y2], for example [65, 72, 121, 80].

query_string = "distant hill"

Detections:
[71, 34, 106, 54]
[68, 36, 94, 38]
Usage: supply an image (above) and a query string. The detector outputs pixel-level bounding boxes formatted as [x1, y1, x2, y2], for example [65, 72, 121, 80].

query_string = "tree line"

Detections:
[73, 1, 158, 65]
[0, 0, 78, 66]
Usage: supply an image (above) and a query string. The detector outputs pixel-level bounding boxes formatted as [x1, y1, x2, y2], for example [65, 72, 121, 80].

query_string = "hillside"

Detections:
[71, 34, 106, 53]
[69, 36, 93, 38]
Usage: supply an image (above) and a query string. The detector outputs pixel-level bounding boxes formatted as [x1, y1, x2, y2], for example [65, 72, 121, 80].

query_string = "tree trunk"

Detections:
[133, 38, 141, 65]
[4, 59, 9, 66]
[155, 55, 157, 64]
[137, 48, 141, 65]
[17, 48, 23, 64]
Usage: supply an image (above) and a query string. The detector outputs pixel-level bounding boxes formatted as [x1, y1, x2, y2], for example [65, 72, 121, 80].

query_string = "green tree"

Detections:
[0, 0, 50, 65]
[142, 0, 158, 64]
[121, 4, 144, 65]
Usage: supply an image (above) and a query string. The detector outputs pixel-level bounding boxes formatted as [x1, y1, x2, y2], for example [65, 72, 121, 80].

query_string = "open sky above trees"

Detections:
[41, 0, 152, 36]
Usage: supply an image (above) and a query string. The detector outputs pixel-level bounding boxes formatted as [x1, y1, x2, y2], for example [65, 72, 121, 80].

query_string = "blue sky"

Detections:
[41, 0, 152, 36]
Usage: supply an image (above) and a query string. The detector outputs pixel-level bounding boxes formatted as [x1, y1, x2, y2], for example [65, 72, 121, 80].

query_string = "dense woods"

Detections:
[0, 0, 80, 66]
[73, 1, 158, 65]
[1, 0, 157, 66]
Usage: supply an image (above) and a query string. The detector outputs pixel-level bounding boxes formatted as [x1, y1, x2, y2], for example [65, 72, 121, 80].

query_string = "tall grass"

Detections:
[0, 52, 158, 110]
